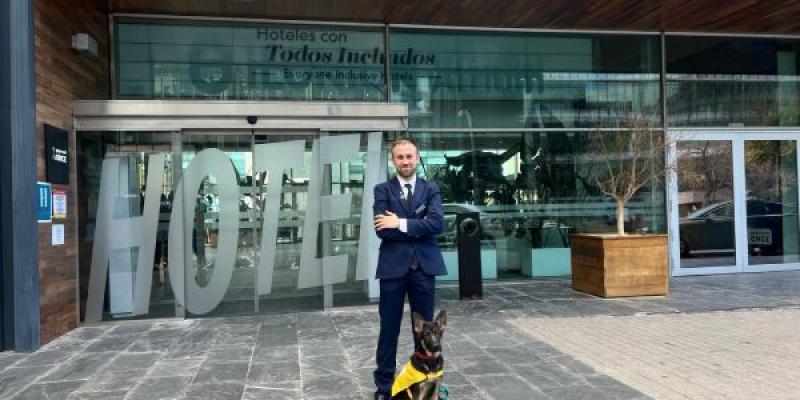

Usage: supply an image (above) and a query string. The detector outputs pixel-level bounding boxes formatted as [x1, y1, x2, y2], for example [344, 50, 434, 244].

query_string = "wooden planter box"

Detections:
[570, 234, 669, 297]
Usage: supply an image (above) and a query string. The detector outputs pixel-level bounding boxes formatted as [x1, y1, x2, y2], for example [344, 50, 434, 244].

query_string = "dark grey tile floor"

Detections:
[2, 271, 799, 400]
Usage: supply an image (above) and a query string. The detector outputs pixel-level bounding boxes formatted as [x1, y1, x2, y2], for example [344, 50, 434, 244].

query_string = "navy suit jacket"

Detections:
[373, 176, 447, 280]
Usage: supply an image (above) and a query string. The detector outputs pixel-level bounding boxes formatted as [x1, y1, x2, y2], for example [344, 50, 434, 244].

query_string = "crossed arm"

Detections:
[373, 184, 444, 240]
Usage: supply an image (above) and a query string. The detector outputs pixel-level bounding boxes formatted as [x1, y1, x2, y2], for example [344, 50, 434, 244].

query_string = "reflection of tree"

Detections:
[746, 141, 796, 202]
[428, 164, 456, 202]
[441, 150, 515, 205]
[433, 141, 530, 204]
[678, 141, 732, 207]
[746, 140, 795, 164]
[516, 134, 581, 204]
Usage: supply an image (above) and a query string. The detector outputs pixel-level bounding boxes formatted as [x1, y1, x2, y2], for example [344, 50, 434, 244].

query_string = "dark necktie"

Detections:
[404, 183, 418, 270]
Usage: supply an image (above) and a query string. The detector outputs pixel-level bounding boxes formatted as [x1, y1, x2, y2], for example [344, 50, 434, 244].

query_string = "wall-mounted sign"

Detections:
[37, 181, 52, 223]
[45, 124, 69, 184]
[52, 188, 67, 219]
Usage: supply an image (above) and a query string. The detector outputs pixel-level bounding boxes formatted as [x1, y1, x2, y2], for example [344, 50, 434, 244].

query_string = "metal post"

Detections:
[0, 0, 40, 351]
[383, 24, 392, 102]
[109, 14, 117, 99]
[251, 130, 259, 314]
[660, 32, 676, 278]
[660, 33, 669, 134]
[321, 133, 334, 309]
[171, 131, 185, 318]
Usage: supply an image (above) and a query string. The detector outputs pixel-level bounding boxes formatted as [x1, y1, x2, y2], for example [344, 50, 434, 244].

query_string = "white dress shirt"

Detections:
[396, 174, 416, 233]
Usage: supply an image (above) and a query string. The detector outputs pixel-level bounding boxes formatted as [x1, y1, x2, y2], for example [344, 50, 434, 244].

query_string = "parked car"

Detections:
[679, 199, 789, 257]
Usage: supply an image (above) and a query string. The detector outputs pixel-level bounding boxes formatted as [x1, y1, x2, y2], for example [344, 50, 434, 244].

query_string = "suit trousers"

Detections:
[373, 267, 436, 395]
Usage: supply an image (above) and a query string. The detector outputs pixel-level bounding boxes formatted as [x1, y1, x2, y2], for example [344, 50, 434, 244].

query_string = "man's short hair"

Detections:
[390, 136, 418, 155]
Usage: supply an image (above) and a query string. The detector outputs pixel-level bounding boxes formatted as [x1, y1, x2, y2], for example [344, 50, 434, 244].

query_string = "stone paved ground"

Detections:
[511, 308, 800, 400]
[0, 270, 798, 400]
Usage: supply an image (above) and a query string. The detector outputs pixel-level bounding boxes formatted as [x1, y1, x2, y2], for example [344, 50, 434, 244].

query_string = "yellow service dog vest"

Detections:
[391, 360, 444, 397]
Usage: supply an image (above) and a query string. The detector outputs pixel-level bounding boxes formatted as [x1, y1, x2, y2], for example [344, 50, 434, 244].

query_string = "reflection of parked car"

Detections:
[679, 199, 788, 257]
[438, 203, 496, 247]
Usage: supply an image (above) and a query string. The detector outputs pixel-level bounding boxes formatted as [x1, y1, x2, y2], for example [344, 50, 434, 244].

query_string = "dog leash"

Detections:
[438, 385, 449, 400]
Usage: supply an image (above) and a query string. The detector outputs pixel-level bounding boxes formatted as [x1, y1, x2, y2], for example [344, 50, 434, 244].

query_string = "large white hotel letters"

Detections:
[85, 133, 383, 321]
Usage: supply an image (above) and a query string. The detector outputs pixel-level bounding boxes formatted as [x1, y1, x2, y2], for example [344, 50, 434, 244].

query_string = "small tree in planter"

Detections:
[591, 114, 669, 236]
[571, 114, 674, 297]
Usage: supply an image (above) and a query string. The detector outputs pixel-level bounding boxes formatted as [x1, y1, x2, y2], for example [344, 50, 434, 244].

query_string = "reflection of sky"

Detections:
[181, 151, 252, 181]
[228, 152, 250, 177]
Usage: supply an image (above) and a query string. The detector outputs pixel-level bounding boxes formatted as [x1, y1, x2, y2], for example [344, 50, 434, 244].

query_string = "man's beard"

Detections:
[397, 167, 416, 179]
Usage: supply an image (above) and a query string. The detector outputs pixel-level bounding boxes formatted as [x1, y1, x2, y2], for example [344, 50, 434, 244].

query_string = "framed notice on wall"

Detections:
[44, 124, 69, 184]
[52, 224, 64, 246]
[52, 188, 67, 219]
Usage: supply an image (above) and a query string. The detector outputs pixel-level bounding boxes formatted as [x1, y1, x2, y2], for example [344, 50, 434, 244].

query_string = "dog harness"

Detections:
[391, 359, 444, 397]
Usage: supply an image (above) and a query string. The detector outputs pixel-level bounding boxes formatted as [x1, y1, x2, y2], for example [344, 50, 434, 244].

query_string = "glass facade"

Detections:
[116, 22, 386, 101]
[409, 130, 665, 279]
[667, 36, 800, 127]
[114, 21, 800, 129]
[92, 19, 800, 319]
[389, 29, 665, 278]
[391, 30, 662, 129]
[99, 21, 673, 320]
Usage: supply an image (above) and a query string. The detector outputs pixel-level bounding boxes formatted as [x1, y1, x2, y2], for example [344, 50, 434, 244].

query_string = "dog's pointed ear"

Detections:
[412, 312, 424, 333]
[434, 310, 447, 331]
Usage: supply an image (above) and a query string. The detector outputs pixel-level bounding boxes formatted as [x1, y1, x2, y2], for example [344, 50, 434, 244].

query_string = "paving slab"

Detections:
[511, 308, 800, 400]
[0, 270, 798, 399]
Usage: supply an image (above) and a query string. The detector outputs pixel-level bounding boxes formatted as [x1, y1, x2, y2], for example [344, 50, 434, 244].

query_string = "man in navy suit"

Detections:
[372, 137, 447, 400]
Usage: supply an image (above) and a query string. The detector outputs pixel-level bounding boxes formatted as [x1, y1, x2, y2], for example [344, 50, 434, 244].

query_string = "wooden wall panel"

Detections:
[35, 0, 110, 345]
[110, 0, 800, 34]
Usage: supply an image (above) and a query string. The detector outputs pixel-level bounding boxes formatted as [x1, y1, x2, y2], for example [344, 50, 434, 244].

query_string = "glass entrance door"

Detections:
[254, 131, 382, 310]
[743, 140, 800, 269]
[177, 130, 381, 317]
[252, 132, 324, 313]
[179, 131, 259, 317]
[78, 128, 384, 322]
[670, 132, 800, 275]
[674, 139, 738, 272]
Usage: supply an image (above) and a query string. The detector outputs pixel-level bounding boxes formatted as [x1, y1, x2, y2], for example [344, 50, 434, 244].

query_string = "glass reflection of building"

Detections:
[72, 18, 800, 321]
[389, 30, 664, 279]
[110, 22, 666, 284]
[667, 36, 800, 127]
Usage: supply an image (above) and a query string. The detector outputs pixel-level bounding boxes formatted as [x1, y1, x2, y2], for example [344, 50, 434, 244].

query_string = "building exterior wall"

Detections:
[66, 17, 800, 326]
[17, 3, 800, 347]
[34, 0, 110, 344]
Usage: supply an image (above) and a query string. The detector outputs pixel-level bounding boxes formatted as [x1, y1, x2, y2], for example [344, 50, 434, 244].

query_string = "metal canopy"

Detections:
[73, 100, 408, 131]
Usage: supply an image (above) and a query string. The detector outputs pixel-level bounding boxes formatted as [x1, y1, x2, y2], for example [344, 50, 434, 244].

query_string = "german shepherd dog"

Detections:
[391, 310, 447, 400]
